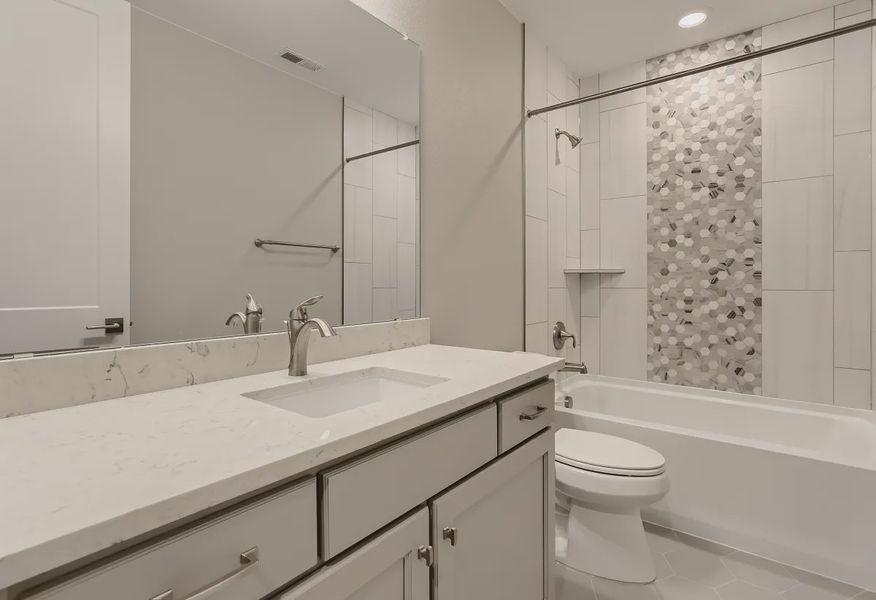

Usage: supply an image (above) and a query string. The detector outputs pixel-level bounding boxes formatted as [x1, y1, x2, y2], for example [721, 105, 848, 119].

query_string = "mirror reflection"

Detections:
[0, 0, 419, 357]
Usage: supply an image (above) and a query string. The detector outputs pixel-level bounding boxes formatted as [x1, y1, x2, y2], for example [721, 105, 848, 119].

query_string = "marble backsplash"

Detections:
[0, 318, 430, 418]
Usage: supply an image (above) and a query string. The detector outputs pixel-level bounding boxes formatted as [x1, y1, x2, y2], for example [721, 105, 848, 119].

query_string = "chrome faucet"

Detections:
[226, 293, 263, 334]
[286, 295, 337, 376]
[560, 362, 589, 374]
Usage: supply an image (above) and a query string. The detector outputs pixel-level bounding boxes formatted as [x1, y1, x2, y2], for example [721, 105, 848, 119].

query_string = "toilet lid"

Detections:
[555, 429, 666, 477]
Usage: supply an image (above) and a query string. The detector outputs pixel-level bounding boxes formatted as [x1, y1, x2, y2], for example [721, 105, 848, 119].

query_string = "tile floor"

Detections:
[556, 523, 875, 600]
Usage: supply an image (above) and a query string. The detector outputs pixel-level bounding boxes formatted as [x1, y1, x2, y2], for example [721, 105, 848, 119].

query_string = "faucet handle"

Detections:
[553, 321, 577, 350]
[292, 295, 324, 321]
[245, 293, 262, 315]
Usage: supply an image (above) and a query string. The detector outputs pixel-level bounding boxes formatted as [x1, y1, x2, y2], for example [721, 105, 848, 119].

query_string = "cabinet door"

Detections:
[280, 509, 430, 600]
[432, 431, 554, 600]
[431, 432, 553, 600]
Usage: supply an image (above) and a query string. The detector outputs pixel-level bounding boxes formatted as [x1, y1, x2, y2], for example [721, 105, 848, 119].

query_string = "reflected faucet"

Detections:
[286, 295, 337, 376]
[226, 294, 263, 334]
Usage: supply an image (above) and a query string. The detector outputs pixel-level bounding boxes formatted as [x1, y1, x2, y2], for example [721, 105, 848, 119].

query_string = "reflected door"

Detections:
[0, 0, 131, 355]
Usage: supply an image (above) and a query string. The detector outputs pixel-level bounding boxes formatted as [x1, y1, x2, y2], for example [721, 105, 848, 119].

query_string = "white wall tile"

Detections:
[580, 142, 600, 229]
[372, 288, 397, 322]
[526, 116, 548, 219]
[762, 291, 834, 404]
[835, 132, 872, 250]
[566, 168, 580, 262]
[600, 288, 647, 379]
[373, 111, 398, 147]
[373, 148, 398, 218]
[835, 14, 872, 135]
[580, 229, 599, 269]
[762, 177, 833, 290]
[547, 48, 568, 102]
[397, 243, 416, 311]
[580, 275, 600, 317]
[836, 0, 872, 20]
[600, 104, 647, 199]
[566, 77, 581, 140]
[580, 316, 600, 374]
[525, 322, 549, 355]
[548, 95, 568, 194]
[372, 216, 397, 288]
[763, 61, 834, 182]
[835, 251, 871, 369]
[343, 263, 372, 325]
[835, 368, 871, 408]
[397, 122, 417, 177]
[344, 184, 373, 263]
[525, 29, 548, 111]
[548, 190, 567, 288]
[344, 107, 373, 188]
[579, 74, 600, 144]
[397, 176, 417, 244]
[600, 196, 647, 287]
[762, 9, 834, 75]
[599, 62, 646, 112]
[526, 216, 548, 325]
[565, 278, 582, 363]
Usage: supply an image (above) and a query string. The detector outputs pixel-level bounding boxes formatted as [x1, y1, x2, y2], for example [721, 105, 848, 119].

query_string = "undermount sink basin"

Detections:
[243, 367, 448, 418]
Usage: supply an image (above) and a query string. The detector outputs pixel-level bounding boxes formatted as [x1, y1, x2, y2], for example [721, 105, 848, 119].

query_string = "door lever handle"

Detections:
[85, 318, 125, 334]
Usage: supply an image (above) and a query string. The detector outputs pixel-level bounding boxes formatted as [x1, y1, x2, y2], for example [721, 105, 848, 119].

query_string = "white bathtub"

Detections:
[555, 375, 876, 590]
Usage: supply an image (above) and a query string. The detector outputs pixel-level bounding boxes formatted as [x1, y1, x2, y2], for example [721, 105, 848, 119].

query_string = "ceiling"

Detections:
[129, 0, 420, 124]
[499, 0, 842, 78]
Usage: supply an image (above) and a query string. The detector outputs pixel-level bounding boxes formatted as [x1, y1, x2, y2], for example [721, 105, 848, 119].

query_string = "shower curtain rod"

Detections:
[527, 17, 876, 118]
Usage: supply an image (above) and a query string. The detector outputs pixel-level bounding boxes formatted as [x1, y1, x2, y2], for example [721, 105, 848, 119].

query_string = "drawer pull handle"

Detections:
[442, 526, 458, 546]
[519, 406, 548, 421]
[150, 546, 259, 600]
[417, 545, 434, 567]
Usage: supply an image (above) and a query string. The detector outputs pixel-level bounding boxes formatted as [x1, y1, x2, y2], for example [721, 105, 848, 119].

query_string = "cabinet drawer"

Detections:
[24, 479, 318, 600]
[497, 380, 554, 454]
[321, 404, 497, 558]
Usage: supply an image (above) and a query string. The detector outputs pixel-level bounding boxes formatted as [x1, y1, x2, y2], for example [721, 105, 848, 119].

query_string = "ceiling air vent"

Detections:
[280, 48, 324, 72]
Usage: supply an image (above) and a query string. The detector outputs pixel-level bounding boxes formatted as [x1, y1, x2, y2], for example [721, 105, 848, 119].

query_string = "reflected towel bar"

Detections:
[254, 239, 340, 252]
[345, 139, 420, 163]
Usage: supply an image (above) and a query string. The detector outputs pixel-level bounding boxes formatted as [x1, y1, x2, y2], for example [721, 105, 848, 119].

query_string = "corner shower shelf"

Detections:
[564, 268, 626, 275]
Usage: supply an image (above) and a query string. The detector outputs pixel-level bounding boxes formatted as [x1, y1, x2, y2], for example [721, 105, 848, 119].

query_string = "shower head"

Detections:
[555, 128, 582, 149]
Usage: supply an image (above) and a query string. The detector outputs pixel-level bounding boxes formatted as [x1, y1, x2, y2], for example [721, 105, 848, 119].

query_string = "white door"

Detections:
[431, 433, 553, 600]
[0, 0, 131, 355]
[280, 508, 430, 600]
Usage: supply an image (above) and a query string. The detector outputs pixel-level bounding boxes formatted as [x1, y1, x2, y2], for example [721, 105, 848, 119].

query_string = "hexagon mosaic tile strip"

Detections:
[555, 523, 874, 600]
[645, 30, 764, 394]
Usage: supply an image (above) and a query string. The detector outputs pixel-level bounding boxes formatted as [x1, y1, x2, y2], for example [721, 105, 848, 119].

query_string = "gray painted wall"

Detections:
[351, 0, 525, 352]
[131, 10, 342, 344]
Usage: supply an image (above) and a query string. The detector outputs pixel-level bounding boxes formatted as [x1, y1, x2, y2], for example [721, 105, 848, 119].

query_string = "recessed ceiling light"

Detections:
[678, 10, 708, 29]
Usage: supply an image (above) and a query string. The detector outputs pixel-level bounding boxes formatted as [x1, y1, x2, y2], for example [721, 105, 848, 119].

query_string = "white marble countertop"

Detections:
[0, 344, 562, 589]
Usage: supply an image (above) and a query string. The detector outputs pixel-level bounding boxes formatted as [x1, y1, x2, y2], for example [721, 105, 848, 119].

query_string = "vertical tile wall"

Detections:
[524, 29, 582, 366]
[760, 3, 872, 407]
[524, 1, 876, 409]
[343, 98, 420, 325]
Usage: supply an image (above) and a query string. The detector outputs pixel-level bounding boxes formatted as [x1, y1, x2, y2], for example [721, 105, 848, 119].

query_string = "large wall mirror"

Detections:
[0, 0, 419, 357]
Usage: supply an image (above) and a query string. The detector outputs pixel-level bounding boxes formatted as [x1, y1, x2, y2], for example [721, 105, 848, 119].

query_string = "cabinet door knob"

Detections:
[442, 526, 458, 546]
[417, 544, 434, 567]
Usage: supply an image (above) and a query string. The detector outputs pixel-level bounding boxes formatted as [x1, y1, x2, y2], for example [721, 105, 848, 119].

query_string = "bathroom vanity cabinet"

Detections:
[11, 379, 555, 600]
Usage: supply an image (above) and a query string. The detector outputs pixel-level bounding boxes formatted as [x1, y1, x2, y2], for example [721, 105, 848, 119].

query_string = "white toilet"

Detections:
[554, 428, 670, 583]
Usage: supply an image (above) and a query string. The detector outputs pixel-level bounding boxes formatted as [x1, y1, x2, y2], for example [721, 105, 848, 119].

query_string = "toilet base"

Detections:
[560, 502, 656, 584]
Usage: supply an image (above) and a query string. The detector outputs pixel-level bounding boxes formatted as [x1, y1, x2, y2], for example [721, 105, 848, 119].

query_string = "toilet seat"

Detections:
[555, 429, 666, 477]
